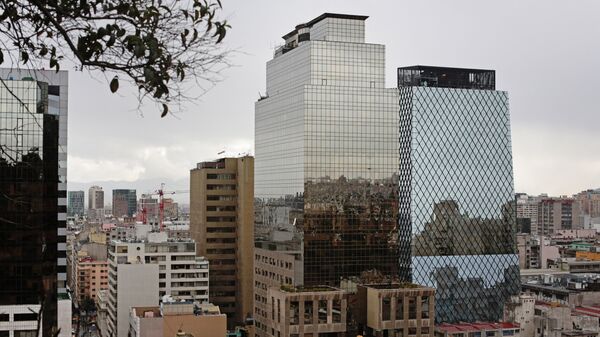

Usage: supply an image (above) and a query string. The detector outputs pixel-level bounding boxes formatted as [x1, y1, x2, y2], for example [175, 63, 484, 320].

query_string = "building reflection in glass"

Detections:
[398, 66, 520, 323]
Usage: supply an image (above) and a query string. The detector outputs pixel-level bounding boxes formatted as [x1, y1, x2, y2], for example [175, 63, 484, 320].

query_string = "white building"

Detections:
[106, 263, 159, 337]
[105, 234, 209, 337]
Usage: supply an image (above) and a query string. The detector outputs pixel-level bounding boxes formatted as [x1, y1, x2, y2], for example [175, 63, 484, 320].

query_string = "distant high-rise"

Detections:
[398, 65, 520, 322]
[68, 190, 85, 217]
[190, 156, 254, 327]
[88, 185, 104, 222]
[254, 13, 400, 337]
[112, 189, 137, 218]
[0, 69, 69, 337]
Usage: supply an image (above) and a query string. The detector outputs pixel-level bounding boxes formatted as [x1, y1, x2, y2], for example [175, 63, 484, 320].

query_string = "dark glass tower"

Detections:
[112, 189, 137, 217]
[398, 66, 520, 323]
[0, 79, 61, 335]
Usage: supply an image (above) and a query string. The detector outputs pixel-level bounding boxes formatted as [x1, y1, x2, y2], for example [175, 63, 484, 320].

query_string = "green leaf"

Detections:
[161, 104, 168, 117]
[110, 77, 119, 93]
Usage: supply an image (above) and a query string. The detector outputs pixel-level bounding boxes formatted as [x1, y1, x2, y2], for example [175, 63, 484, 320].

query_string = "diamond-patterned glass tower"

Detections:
[398, 66, 520, 323]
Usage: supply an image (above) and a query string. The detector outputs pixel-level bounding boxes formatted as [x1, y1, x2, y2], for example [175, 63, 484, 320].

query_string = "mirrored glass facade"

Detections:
[0, 70, 68, 336]
[255, 14, 399, 288]
[398, 78, 520, 323]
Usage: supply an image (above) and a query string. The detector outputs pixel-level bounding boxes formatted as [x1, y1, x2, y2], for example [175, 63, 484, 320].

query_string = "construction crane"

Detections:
[138, 183, 189, 231]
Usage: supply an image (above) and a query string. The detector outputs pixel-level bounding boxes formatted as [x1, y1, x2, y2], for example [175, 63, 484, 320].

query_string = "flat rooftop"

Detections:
[398, 65, 495, 90]
[436, 322, 520, 333]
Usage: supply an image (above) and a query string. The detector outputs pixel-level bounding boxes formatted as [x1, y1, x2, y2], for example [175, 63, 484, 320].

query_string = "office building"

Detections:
[0, 69, 69, 336]
[112, 189, 137, 218]
[89, 185, 104, 222]
[254, 13, 400, 336]
[68, 190, 85, 217]
[128, 302, 227, 337]
[255, 12, 399, 285]
[398, 65, 520, 322]
[190, 156, 254, 326]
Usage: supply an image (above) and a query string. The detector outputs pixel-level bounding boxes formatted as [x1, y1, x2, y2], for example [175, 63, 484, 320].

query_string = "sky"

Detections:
[66, 0, 600, 201]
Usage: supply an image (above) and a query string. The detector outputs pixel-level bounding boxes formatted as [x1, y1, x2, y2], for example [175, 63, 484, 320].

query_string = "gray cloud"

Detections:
[66, 0, 600, 197]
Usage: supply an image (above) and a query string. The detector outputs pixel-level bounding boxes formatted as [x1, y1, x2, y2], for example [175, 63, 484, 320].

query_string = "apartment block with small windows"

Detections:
[107, 234, 209, 302]
[75, 256, 109, 304]
[190, 156, 254, 327]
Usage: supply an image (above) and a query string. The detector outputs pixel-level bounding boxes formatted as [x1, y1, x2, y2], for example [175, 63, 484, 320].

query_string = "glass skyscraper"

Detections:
[398, 66, 520, 323]
[0, 69, 69, 336]
[255, 13, 400, 287]
[68, 190, 85, 217]
[112, 189, 137, 217]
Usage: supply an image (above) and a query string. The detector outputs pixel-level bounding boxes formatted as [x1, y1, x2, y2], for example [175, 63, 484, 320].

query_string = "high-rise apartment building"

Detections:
[68, 190, 85, 217]
[517, 194, 544, 234]
[190, 156, 254, 326]
[398, 65, 520, 322]
[0, 69, 69, 337]
[106, 235, 209, 337]
[254, 13, 400, 337]
[537, 197, 583, 235]
[112, 189, 137, 217]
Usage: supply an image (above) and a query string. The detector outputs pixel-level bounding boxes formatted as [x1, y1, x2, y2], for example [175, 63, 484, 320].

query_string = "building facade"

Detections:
[190, 156, 254, 326]
[112, 189, 137, 218]
[255, 12, 399, 286]
[75, 257, 109, 304]
[355, 284, 436, 337]
[89, 185, 104, 222]
[69, 190, 85, 217]
[398, 66, 520, 322]
[0, 69, 69, 337]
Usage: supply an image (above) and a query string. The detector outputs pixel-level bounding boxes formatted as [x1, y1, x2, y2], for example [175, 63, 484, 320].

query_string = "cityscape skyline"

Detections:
[63, 0, 600, 197]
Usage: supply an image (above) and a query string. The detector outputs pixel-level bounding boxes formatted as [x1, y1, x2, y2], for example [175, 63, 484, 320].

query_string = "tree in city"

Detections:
[0, 0, 230, 117]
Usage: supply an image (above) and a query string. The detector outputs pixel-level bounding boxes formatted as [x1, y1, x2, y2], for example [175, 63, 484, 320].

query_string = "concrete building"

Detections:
[0, 69, 69, 337]
[254, 238, 304, 335]
[435, 322, 521, 337]
[112, 189, 137, 218]
[69, 190, 85, 217]
[106, 263, 159, 337]
[75, 256, 109, 304]
[89, 186, 105, 223]
[518, 194, 544, 235]
[355, 284, 436, 337]
[504, 294, 536, 337]
[190, 156, 254, 326]
[574, 190, 600, 219]
[538, 198, 583, 235]
[266, 285, 348, 337]
[108, 235, 209, 302]
[163, 198, 179, 219]
[128, 301, 227, 337]
[518, 234, 542, 269]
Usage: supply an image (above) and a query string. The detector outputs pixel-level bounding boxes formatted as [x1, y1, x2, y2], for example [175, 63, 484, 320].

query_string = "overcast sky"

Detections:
[66, 0, 600, 199]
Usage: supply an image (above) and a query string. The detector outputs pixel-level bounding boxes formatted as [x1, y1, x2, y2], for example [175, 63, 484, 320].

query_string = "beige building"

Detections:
[254, 239, 303, 336]
[190, 156, 254, 326]
[75, 256, 109, 304]
[129, 302, 227, 337]
[266, 285, 347, 337]
[355, 283, 435, 337]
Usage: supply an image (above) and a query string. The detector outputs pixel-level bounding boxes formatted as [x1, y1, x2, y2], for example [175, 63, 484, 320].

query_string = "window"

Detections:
[382, 297, 391, 321]
[14, 313, 38, 321]
[0, 314, 8, 321]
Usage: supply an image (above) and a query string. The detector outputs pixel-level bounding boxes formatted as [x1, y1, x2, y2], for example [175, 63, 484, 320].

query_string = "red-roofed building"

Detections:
[435, 322, 520, 337]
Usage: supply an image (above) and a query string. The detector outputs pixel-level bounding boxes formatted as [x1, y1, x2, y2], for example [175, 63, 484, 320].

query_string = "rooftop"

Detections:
[436, 322, 520, 333]
[363, 283, 426, 290]
[398, 65, 496, 90]
[282, 13, 368, 40]
[280, 285, 343, 293]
